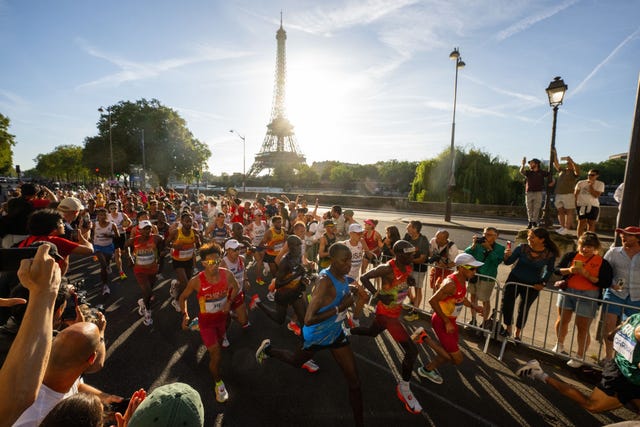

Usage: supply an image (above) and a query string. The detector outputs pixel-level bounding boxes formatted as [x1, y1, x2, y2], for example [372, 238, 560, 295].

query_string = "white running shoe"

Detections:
[221, 335, 230, 348]
[262, 262, 270, 277]
[169, 279, 179, 298]
[102, 284, 111, 296]
[171, 299, 181, 312]
[266, 290, 275, 302]
[516, 359, 547, 381]
[137, 298, 146, 316]
[567, 359, 584, 368]
[551, 343, 567, 355]
[215, 381, 229, 403]
[396, 381, 422, 414]
[143, 310, 153, 326]
[302, 359, 320, 373]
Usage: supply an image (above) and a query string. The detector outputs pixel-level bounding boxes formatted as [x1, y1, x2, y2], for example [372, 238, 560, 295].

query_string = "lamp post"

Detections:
[444, 47, 465, 222]
[229, 129, 246, 193]
[98, 106, 114, 180]
[540, 76, 568, 229]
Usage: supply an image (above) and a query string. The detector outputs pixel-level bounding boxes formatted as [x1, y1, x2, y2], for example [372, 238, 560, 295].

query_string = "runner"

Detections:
[259, 215, 286, 280]
[178, 243, 238, 403]
[416, 253, 485, 384]
[166, 212, 201, 311]
[125, 219, 164, 326]
[255, 242, 363, 427]
[221, 239, 250, 347]
[246, 209, 267, 285]
[350, 240, 423, 414]
[107, 201, 132, 280]
[92, 208, 119, 296]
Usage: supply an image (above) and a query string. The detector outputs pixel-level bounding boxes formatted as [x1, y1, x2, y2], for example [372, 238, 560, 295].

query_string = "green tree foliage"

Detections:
[34, 145, 89, 182]
[0, 113, 16, 175]
[329, 165, 355, 189]
[377, 160, 419, 194]
[578, 159, 626, 185]
[83, 99, 211, 186]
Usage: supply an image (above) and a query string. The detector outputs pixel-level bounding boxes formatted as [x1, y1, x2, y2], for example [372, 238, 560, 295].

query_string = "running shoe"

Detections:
[287, 321, 301, 336]
[256, 339, 271, 364]
[411, 327, 427, 343]
[169, 279, 179, 298]
[262, 263, 270, 277]
[221, 335, 230, 348]
[171, 299, 181, 312]
[137, 298, 146, 316]
[516, 359, 547, 381]
[266, 290, 275, 302]
[102, 284, 111, 296]
[215, 381, 229, 403]
[302, 359, 319, 373]
[551, 343, 568, 355]
[396, 381, 423, 414]
[119, 271, 127, 280]
[404, 312, 420, 322]
[249, 294, 261, 311]
[417, 366, 444, 384]
[143, 310, 153, 326]
[567, 359, 583, 368]
[255, 278, 265, 286]
[92, 255, 99, 262]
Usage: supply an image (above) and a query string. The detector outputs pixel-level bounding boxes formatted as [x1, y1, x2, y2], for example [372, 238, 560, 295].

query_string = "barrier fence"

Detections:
[397, 263, 638, 369]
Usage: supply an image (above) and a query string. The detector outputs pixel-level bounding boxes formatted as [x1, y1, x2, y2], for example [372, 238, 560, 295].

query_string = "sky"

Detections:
[1, 0, 639, 177]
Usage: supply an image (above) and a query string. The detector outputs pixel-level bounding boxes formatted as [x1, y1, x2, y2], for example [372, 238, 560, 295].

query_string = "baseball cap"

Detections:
[128, 382, 204, 427]
[529, 158, 541, 165]
[615, 226, 640, 236]
[57, 197, 83, 212]
[454, 253, 484, 267]
[348, 223, 363, 233]
[138, 220, 152, 229]
[28, 241, 64, 261]
[344, 209, 354, 217]
[364, 219, 376, 227]
[323, 219, 335, 227]
[224, 239, 243, 250]
[253, 209, 263, 216]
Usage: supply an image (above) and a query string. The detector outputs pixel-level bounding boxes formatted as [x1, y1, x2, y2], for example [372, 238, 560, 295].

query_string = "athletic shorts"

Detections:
[303, 331, 349, 351]
[599, 358, 640, 405]
[264, 253, 277, 264]
[554, 193, 576, 210]
[231, 291, 245, 310]
[198, 315, 227, 348]
[172, 259, 194, 273]
[371, 313, 411, 342]
[94, 243, 115, 255]
[134, 270, 158, 287]
[467, 278, 495, 301]
[113, 234, 126, 250]
[556, 288, 599, 318]
[576, 206, 599, 221]
[431, 313, 460, 353]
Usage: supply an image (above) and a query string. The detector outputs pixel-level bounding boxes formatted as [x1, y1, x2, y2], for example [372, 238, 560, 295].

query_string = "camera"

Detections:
[475, 236, 486, 244]
[427, 254, 442, 264]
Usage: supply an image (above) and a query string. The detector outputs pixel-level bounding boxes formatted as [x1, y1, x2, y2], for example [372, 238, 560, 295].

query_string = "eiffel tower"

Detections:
[248, 14, 306, 177]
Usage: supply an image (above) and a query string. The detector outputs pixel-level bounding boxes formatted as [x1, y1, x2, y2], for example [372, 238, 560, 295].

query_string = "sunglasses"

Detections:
[588, 173, 597, 176]
[202, 259, 221, 266]
[461, 265, 478, 271]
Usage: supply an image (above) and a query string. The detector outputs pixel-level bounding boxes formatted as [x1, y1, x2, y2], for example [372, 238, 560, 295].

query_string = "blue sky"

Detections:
[1, 0, 639, 176]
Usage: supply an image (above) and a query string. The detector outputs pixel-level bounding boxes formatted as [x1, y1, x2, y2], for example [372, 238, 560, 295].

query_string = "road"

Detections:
[68, 207, 634, 426]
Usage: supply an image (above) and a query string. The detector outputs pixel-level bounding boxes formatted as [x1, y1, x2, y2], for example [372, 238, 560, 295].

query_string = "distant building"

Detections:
[609, 152, 628, 160]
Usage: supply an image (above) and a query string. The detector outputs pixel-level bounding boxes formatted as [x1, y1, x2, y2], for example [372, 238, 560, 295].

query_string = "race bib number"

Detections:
[613, 331, 636, 363]
[452, 302, 464, 318]
[136, 254, 155, 265]
[204, 297, 226, 313]
[179, 248, 194, 258]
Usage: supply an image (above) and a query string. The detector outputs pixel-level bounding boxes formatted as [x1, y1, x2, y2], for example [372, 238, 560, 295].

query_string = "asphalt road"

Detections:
[66, 208, 635, 426]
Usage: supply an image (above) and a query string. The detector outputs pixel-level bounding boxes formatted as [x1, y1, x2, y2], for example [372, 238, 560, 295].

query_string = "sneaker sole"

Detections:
[417, 368, 443, 384]
[396, 386, 422, 414]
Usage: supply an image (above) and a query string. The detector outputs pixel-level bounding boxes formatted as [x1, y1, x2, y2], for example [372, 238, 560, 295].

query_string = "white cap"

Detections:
[348, 223, 363, 233]
[224, 239, 243, 250]
[454, 253, 484, 267]
[57, 197, 84, 212]
[138, 220, 152, 229]
[253, 209, 263, 216]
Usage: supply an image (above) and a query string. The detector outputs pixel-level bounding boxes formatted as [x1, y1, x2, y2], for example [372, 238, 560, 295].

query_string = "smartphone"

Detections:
[574, 260, 583, 269]
[0, 248, 38, 272]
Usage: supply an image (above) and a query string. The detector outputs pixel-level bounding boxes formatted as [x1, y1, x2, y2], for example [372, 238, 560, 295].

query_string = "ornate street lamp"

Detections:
[444, 48, 465, 222]
[541, 76, 568, 228]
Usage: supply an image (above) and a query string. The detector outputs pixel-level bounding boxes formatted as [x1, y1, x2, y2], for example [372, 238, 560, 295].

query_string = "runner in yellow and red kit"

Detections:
[166, 212, 201, 311]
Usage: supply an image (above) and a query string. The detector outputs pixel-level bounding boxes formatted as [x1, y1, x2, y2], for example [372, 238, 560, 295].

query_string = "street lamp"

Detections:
[98, 106, 114, 180]
[229, 129, 246, 193]
[540, 76, 568, 229]
[444, 47, 465, 222]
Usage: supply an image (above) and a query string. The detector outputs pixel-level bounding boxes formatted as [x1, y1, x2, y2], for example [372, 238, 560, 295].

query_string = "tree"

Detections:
[83, 99, 211, 186]
[329, 165, 355, 190]
[34, 145, 89, 182]
[0, 113, 16, 175]
[377, 160, 419, 194]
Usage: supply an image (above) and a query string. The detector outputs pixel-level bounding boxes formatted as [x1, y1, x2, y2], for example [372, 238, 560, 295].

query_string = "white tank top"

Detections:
[94, 221, 115, 246]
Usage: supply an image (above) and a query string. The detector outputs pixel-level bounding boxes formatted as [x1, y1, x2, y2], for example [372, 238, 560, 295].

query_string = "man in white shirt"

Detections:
[574, 169, 605, 236]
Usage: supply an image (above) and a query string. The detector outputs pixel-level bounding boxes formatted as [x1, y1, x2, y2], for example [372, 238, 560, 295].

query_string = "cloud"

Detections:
[495, 0, 579, 41]
[75, 39, 252, 89]
[572, 25, 640, 96]
[0, 89, 28, 110]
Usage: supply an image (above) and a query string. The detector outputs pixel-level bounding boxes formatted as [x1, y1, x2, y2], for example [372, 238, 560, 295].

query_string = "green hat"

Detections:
[128, 383, 204, 427]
